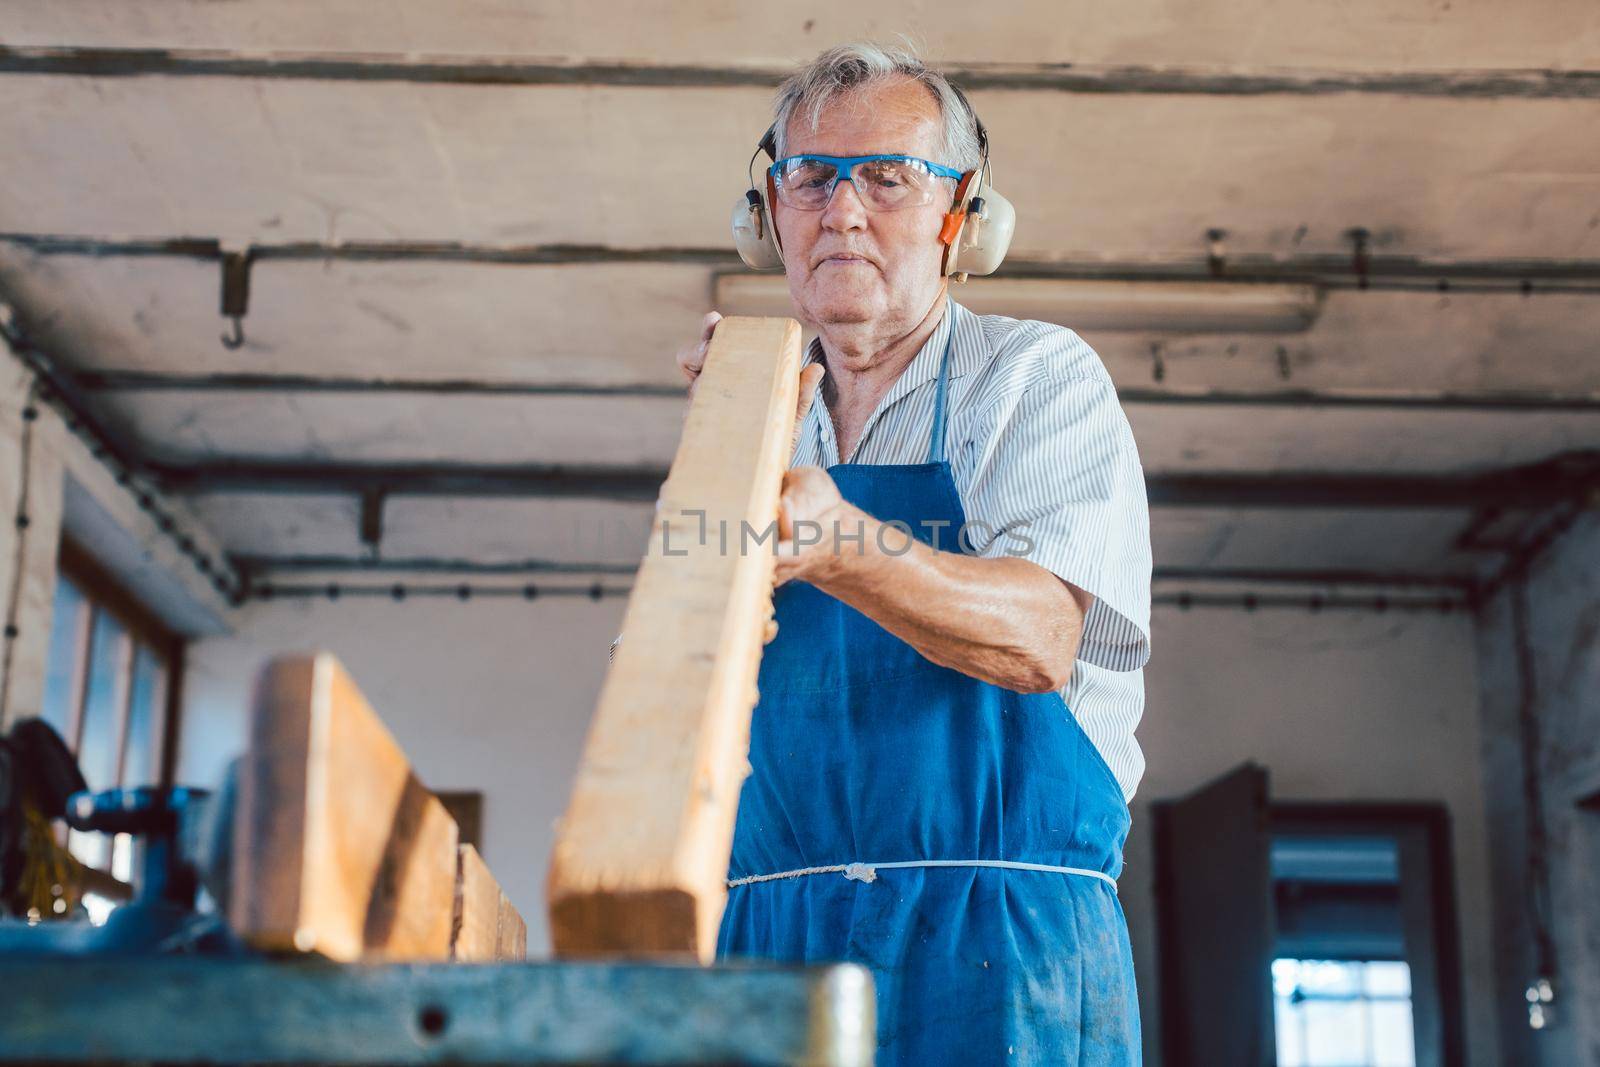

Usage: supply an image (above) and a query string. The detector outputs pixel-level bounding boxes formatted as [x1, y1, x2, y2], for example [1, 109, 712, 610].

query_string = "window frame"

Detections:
[52, 536, 186, 792]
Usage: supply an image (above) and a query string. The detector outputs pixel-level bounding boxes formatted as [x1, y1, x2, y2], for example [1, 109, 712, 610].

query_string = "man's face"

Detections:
[775, 78, 954, 334]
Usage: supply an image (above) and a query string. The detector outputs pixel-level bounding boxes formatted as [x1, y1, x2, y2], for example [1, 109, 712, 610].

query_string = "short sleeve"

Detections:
[959, 372, 1152, 672]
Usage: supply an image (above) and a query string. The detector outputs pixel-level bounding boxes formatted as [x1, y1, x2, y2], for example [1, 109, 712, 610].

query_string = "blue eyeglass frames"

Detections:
[768, 154, 966, 212]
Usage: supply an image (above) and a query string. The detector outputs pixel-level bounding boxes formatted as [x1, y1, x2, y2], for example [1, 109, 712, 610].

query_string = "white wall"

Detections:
[179, 591, 1500, 1062]
[1130, 602, 1499, 1065]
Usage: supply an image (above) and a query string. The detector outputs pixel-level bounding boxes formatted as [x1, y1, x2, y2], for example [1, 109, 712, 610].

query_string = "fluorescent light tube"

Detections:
[714, 275, 1321, 333]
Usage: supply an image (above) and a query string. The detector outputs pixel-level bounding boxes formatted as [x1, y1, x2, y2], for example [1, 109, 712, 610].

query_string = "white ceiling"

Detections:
[3, 76, 1597, 258]
[2, 0, 1597, 594]
[5, 0, 1597, 72]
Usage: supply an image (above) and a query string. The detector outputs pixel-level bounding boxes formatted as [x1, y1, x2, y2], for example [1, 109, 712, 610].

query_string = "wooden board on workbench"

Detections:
[497, 890, 529, 960]
[547, 316, 802, 961]
[451, 843, 528, 961]
[452, 844, 501, 961]
[230, 653, 460, 961]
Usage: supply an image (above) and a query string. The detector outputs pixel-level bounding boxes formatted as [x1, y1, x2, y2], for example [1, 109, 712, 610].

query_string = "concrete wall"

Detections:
[179, 591, 1503, 1063]
[1475, 512, 1600, 1067]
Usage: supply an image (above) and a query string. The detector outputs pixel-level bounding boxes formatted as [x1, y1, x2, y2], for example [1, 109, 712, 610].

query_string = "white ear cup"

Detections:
[945, 187, 1016, 278]
[731, 194, 784, 271]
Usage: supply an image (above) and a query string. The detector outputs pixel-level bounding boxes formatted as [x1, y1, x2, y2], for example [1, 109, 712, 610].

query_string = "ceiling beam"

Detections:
[3, 46, 1598, 99]
[1151, 567, 1474, 591]
[68, 371, 1600, 415]
[153, 461, 671, 501]
[234, 579, 1469, 613]
[0, 235, 741, 267]
[232, 566, 1476, 613]
[7, 233, 1600, 290]
[75, 371, 687, 398]
[153, 453, 1600, 510]
[1122, 390, 1600, 414]
[1148, 461, 1599, 510]
[1149, 589, 1467, 612]
[249, 580, 628, 602]
[236, 555, 1476, 592]
[232, 554, 639, 576]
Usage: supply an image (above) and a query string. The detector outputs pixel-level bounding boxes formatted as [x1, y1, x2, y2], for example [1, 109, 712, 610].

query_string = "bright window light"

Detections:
[1273, 958, 1415, 1067]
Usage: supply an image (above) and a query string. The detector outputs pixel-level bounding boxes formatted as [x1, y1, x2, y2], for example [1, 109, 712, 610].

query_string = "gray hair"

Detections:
[771, 43, 983, 172]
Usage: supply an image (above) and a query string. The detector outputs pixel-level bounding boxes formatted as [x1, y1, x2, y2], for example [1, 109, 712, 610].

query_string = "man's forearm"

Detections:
[799, 503, 1092, 693]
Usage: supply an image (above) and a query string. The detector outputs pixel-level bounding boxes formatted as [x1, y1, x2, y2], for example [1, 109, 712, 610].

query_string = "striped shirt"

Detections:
[793, 299, 1152, 800]
[608, 300, 1152, 799]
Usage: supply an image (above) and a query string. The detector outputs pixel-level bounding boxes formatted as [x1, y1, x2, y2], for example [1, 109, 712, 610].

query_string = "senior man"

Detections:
[675, 45, 1150, 1066]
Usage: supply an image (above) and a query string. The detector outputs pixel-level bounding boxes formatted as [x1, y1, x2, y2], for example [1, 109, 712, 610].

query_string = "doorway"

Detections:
[1153, 765, 1465, 1067]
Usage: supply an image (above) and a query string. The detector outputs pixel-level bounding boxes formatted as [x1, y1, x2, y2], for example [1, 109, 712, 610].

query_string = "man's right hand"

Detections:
[675, 311, 723, 399]
[674, 310, 825, 454]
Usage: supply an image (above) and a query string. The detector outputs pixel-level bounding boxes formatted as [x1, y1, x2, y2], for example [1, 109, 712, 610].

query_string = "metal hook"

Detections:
[1345, 227, 1371, 290]
[1205, 228, 1228, 277]
[218, 247, 253, 350]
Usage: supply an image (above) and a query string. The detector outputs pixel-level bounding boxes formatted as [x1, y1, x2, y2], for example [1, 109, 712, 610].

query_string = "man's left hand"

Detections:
[774, 465, 855, 585]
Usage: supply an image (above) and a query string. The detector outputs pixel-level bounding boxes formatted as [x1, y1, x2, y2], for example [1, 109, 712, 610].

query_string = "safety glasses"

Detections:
[769, 154, 966, 212]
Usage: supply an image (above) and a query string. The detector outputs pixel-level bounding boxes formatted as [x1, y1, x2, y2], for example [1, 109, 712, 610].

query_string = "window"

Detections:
[38, 538, 184, 893]
[1274, 958, 1415, 1066]
[1270, 810, 1464, 1067]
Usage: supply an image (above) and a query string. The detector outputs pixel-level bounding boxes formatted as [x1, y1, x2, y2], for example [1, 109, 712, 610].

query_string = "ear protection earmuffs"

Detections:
[731, 87, 1015, 282]
[730, 127, 787, 272]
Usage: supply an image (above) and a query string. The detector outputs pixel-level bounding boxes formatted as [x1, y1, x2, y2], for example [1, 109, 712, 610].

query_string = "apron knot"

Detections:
[842, 862, 878, 883]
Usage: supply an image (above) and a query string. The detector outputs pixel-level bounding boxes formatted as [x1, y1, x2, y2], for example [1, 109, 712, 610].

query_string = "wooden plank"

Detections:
[496, 890, 528, 961]
[546, 316, 802, 960]
[230, 653, 459, 961]
[451, 845, 528, 962]
[451, 844, 501, 962]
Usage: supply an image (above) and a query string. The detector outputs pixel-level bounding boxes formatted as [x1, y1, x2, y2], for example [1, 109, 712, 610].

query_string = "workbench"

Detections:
[0, 956, 874, 1066]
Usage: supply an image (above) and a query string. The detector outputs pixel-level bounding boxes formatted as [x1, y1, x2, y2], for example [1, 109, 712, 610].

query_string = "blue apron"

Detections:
[717, 325, 1142, 1065]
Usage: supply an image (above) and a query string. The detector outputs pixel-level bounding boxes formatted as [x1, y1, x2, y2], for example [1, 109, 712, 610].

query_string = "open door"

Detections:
[1153, 762, 1277, 1067]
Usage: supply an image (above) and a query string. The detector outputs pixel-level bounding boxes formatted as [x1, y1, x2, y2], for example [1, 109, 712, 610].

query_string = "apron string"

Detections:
[926, 300, 956, 466]
[728, 858, 1118, 890]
